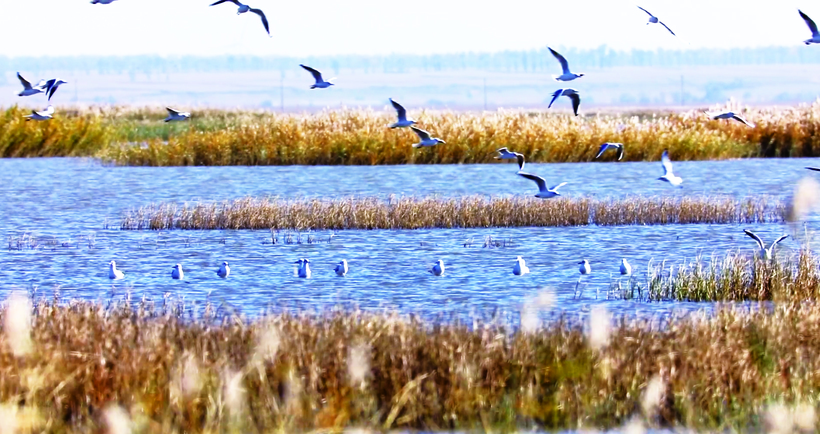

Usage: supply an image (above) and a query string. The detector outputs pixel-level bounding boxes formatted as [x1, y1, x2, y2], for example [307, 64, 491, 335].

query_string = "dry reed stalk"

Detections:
[1, 296, 820, 431]
[119, 195, 784, 230]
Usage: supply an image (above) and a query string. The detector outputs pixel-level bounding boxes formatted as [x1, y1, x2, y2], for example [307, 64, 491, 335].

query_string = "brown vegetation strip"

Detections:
[119, 196, 785, 230]
[3, 295, 820, 431]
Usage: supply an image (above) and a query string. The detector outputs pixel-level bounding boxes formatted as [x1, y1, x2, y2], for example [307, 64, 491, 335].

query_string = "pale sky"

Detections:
[0, 0, 814, 57]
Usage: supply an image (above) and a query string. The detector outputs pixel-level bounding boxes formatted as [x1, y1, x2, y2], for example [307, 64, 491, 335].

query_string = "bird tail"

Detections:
[310, 85, 317, 90]
[412, 143, 423, 148]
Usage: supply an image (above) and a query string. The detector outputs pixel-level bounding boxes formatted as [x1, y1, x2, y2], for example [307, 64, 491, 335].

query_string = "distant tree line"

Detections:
[3, 45, 820, 75]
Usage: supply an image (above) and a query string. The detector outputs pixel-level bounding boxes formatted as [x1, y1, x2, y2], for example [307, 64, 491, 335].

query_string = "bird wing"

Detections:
[515, 153, 525, 171]
[249, 8, 270, 35]
[637, 6, 654, 17]
[518, 172, 548, 192]
[616, 143, 624, 161]
[16, 72, 32, 89]
[390, 98, 407, 121]
[731, 114, 754, 127]
[550, 182, 568, 192]
[659, 21, 676, 36]
[548, 89, 563, 109]
[595, 143, 611, 159]
[411, 126, 432, 141]
[300, 64, 323, 82]
[166, 107, 180, 116]
[743, 229, 765, 250]
[806, 167, 820, 171]
[46, 83, 61, 101]
[210, 0, 240, 5]
[800, 10, 820, 37]
[548, 47, 570, 74]
[661, 150, 674, 175]
[567, 92, 581, 116]
[770, 234, 789, 249]
[496, 147, 509, 154]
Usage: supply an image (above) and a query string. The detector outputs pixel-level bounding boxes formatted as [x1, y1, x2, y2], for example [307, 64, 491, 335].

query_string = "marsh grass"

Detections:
[6, 104, 820, 164]
[119, 195, 784, 230]
[3, 294, 820, 432]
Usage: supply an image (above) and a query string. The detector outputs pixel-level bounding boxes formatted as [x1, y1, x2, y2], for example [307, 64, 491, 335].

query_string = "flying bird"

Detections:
[108, 261, 125, 280]
[334, 260, 348, 276]
[513, 256, 530, 276]
[43, 79, 68, 101]
[637, 6, 675, 35]
[800, 10, 820, 45]
[410, 126, 445, 148]
[548, 89, 581, 116]
[300, 64, 334, 89]
[596, 143, 624, 161]
[707, 111, 754, 127]
[657, 150, 683, 186]
[495, 147, 525, 171]
[24, 106, 55, 121]
[217, 261, 230, 278]
[517, 171, 567, 199]
[164, 107, 191, 122]
[548, 47, 584, 81]
[210, 0, 270, 36]
[744, 230, 788, 260]
[16, 73, 46, 97]
[428, 259, 445, 276]
[388, 99, 416, 128]
[172, 264, 184, 280]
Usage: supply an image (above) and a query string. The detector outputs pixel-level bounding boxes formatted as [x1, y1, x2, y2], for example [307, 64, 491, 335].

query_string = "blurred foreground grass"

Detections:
[4, 103, 820, 165]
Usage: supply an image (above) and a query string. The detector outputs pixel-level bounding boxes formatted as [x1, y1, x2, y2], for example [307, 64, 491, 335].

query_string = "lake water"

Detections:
[1, 157, 816, 321]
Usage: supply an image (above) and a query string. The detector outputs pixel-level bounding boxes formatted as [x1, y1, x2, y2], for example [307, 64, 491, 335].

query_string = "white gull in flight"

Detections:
[517, 171, 567, 199]
[495, 147, 525, 171]
[800, 10, 820, 45]
[637, 6, 675, 35]
[388, 99, 416, 128]
[707, 111, 754, 127]
[164, 107, 191, 122]
[596, 143, 624, 161]
[548, 47, 584, 81]
[744, 230, 788, 260]
[16, 73, 46, 97]
[210, 0, 270, 36]
[43, 79, 68, 102]
[411, 126, 445, 148]
[300, 64, 334, 89]
[657, 150, 683, 186]
[24, 106, 54, 121]
[548, 89, 581, 116]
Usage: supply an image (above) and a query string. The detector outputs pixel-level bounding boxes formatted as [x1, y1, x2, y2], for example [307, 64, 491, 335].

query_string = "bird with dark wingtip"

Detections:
[210, 0, 270, 36]
[548, 88, 581, 116]
[637, 6, 675, 35]
[300, 64, 334, 89]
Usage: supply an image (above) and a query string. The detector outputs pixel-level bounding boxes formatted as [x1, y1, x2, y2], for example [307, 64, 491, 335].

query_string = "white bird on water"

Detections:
[295, 258, 311, 278]
[744, 230, 789, 260]
[548, 47, 584, 81]
[578, 259, 591, 276]
[164, 107, 191, 122]
[300, 64, 334, 89]
[172, 264, 184, 280]
[428, 260, 445, 276]
[707, 111, 754, 127]
[108, 261, 125, 280]
[800, 10, 820, 45]
[16, 73, 46, 97]
[217, 261, 230, 278]
[620, 259, 632, 276]
[388, 99, 416, 128]
[513, 256, 530, 276]
[596, 143, 624, 161]
[517, 171, 567, 199]
[334, 260, 348, 276]
[658, 150, 683, 187]
[210, 0, 270, 36]
[495, 148, 525, 171]
[24, 106, 54, 121]
[410, 126, 445, 148]
[548, 89, 581, 116]
[637, 6, 675, 35]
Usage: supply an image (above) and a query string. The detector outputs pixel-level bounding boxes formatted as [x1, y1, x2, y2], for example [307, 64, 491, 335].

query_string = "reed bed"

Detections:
[6, 103, 820, 164]
[119, 195, 784, 230]
[3, 293, 820, 432]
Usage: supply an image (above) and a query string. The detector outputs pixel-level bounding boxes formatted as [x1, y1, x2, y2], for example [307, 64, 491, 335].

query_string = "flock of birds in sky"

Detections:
[19, 2, 815, 280]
